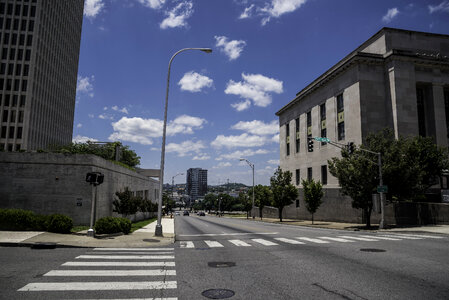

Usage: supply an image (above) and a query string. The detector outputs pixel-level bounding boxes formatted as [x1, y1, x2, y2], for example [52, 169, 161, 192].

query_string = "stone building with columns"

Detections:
[274, 27, 449, 223]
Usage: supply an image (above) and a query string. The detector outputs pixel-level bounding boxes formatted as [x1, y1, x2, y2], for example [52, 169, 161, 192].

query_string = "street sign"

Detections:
[377, 185, 388, 193]
[314, 137, 330, 142]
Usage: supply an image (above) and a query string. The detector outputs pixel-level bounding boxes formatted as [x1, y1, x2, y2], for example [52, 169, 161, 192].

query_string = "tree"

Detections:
[270, 167, 298, 222]
[237, 192, 252, 219]
[162, 192, 175, 214]
[203, 193, 218, 213]
[113, 187, 141, 216]
[302, 179, 324, 224]
[328, 148, 378, 227]
[248, 185, 273, 219]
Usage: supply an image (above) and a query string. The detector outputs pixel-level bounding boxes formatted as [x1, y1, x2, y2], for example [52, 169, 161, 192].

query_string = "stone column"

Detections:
[432, 83, 448, 148]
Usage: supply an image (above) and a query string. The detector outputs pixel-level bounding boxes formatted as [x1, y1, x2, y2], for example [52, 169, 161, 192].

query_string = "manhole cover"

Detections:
[360, 248, 386, 252]
[202, 289, 235, 299]
[142, 239, 160, 243]
[208, 262, 236, 268]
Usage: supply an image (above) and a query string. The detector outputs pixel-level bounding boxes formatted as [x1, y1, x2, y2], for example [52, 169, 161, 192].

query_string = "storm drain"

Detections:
[208, 262, 236, 268]
[142, 239, 160, 243]
[202, 289, 235, 299]
[360, 248, 386, 253]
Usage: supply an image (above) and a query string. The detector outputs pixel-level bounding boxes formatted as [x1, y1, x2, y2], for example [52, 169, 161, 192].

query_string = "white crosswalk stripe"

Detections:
[251, 238, 279, 246]
[180, 241, 195, 248]
[204, 240, 224, 247]
[296, 237, 330, 244]
[177, 233, 443, 249]
[338, 235, 379, 241]
[228, 239, 251, 246]
[18, 247, 178, 298]
[274, 238, 305, 244]
[319, 237, 354, 243]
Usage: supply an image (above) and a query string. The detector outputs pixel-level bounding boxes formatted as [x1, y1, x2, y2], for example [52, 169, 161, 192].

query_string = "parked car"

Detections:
[183, 210, 189, 216]
[198, 211, 205, 216]
[174, 211, 180, 216]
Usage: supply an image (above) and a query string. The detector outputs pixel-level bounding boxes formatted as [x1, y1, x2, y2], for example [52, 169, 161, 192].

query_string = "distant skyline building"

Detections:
[0, 0, 84, 151]
[186, 168, 207, 201]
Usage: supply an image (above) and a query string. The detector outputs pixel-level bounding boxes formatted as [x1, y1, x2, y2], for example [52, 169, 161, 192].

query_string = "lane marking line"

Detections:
[62, 261, 175, 267]
[178, 232, 278, 237]
[319, 237, 354, 243]
[359, 235, 401, 241]
[93, 248, 174, 251]
[180, 241, 195, 248]
[75, 255, 175, 260]
[338, 236, 379, 241]
[296, 237, 330, 244]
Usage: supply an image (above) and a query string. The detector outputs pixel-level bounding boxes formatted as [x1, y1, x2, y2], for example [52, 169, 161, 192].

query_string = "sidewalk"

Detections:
[0, 217, 175, 248]
[226, 216, 449, 235]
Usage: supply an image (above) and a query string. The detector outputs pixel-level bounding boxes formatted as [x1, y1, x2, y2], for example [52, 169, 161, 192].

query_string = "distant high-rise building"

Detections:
[186, 168, 207, 201]
[0, 0, 84, 151]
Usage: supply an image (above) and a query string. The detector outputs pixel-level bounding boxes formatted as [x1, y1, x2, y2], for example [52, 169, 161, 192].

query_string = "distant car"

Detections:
[174, 211, 180, 216]
[198, 211, 205, 216]
[183, 210, 189, 216]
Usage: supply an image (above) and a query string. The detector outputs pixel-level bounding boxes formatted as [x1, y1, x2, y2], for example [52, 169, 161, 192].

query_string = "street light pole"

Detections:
[155, 48, 212, 237]
[171, 172, 184, 204]
[240, 158, 255, 219]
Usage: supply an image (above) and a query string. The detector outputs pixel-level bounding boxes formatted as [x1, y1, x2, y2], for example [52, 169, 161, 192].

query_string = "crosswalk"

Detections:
[17, 247, 178, 299]
[178, 233, 444, 249]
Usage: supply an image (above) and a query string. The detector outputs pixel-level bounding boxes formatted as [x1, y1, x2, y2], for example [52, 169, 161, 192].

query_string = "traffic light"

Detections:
[347, 142, 355, 154]
[308, 137, 314, 152]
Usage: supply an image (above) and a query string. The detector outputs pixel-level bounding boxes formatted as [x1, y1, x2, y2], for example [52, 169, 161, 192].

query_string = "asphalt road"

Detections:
[1, 214, 448, 300]
[174, 214, 449, 300]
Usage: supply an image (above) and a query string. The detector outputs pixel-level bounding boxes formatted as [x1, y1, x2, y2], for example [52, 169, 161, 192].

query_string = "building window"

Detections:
[337, 94, 345, 141]
[1, 126, 6, 138]
[296, 169, 300, 185]
[286, 123, 290, 156]
[8, 127, 14, 139]
[307, 167, 312, 181]
[2, 110, 8, 122]
[16, 127, 22, 139]
[295, 117, 300, 153]
[416, 86, 426, 137]
[306, 111, 312, 148]
[321, 165, 327, 185]
[320, 103, 327, 145]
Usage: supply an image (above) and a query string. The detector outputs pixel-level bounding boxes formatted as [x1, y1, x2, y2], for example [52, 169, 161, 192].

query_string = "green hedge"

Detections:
[94, 216, 131, 235]
[0, 208, 73, 233]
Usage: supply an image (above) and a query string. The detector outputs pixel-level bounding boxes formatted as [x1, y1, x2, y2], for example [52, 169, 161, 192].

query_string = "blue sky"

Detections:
[74, 0, 449, 186]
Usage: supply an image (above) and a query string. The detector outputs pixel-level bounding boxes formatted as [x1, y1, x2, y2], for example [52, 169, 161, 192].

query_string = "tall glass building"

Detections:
[0, 0, 84, 151]
[186, 168, 208, 201]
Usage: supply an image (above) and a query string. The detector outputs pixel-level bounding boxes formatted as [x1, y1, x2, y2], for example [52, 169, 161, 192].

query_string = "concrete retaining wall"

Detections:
[0, 152, 159, 225]
[255, 188, 448, 225]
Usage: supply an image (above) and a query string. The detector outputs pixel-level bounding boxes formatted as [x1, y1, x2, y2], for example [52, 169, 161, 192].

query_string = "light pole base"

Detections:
[155, 224, 163, 237]
[87, 228, 95, 237]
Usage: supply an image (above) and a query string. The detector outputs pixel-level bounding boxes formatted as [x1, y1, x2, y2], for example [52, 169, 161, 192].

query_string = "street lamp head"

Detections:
[200, 48, 213, 53]
[239, 158, 245, 161]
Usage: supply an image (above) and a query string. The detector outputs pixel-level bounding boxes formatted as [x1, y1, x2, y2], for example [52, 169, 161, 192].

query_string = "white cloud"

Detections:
[239, 4, 255, 19]
[211, 133, 269, 149]
[271, 133, 280, 143]
[137, 0, 166, 9]
[231, 120, 279, 136]
[178, 71, 213, 92]
[72, 135, 98, 143]
[88, 114, 95, 118]
[84, 0, 105, 19]
[112, 106, 129, 114]
[76, 123, 82, 128]
[238, 0, 308, 26]
[429, 1, 449, 13]
[76, 75, 94, 98]
[225, 73, 283, 110]
[231, 100, 251, 112]
[109, 115, 206, 145]
[160, 1, 193, 29]
[215, 36, 247, 60]
[193, 154, 211, 161]
[216, 149, 270, 161]
[268, 159, 279, 165]
[98, 114, 113, 120]
[213, 162, 232, 169]
[382, 8, 399, 23]
[166, 140, 205, 157]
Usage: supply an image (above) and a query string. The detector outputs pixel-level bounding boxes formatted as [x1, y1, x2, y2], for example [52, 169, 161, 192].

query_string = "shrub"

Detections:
[46, 214, 73, 233]
[0, 208, 37, 230]
[118, 217, 132, 235]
